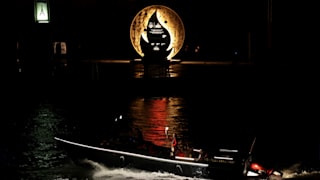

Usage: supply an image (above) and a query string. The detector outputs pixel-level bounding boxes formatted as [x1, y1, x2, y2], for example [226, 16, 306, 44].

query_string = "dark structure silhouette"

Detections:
[140, 11, 171, 78]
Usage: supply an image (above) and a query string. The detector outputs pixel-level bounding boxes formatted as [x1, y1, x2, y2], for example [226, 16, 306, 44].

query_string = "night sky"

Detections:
[13, 0, 318, 63]
[14, 0, 272, 60]
[12, 0, 318, 80]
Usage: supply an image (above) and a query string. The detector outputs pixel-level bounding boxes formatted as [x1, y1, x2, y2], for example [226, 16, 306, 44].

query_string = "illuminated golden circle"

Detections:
[130, 5, 185, 60]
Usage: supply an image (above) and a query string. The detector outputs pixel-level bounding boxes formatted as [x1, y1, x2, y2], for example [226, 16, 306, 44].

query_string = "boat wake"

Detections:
[81, 159, 209, 180]
[79, 159, 320, 180]
[281, 163, 320, 179]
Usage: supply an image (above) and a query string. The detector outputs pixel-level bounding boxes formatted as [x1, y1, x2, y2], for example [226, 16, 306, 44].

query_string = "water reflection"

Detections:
[129, 97, 190, 148]
[19, 103, 68, 171]
[5, 94, 319, 180]
[132, 63, 180, 78]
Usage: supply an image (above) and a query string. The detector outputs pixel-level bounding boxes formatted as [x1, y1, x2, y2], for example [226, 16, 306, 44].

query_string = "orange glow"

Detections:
[250, 162, 264, 171]
[145, 98, 169, 146]
[130, 5, 185, 60]
[130, 97, 185, 148]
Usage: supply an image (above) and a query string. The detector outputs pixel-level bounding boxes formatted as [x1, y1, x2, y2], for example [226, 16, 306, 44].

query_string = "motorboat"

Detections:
[54, 135, 283, 180]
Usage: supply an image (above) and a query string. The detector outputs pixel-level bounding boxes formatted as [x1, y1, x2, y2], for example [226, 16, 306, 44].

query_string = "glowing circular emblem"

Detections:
[130, 5, 185, 60]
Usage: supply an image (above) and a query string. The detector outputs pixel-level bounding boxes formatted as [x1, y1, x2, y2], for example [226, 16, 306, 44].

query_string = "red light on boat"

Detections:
[250, 163, 264, 171]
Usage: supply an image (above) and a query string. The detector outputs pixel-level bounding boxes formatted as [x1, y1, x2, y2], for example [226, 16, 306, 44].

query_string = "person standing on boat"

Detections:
[196, 149, 204, 161]
[170, 133, 177, 158]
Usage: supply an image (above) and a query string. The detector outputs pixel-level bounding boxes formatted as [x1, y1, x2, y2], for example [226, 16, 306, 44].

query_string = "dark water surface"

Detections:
[2, 63, 319, 179]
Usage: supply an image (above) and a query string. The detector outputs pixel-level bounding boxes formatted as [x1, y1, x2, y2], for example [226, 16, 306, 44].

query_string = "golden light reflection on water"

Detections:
[129, 97, 188, 148]
[132, 63, 179, 78]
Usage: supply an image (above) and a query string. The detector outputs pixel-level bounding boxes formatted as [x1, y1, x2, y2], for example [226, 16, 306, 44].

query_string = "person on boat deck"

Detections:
[131, 128, 147, 150]
[170, 133, 177, 158]
[196, 149, 204, 161]
[133, 128, 143, 143]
